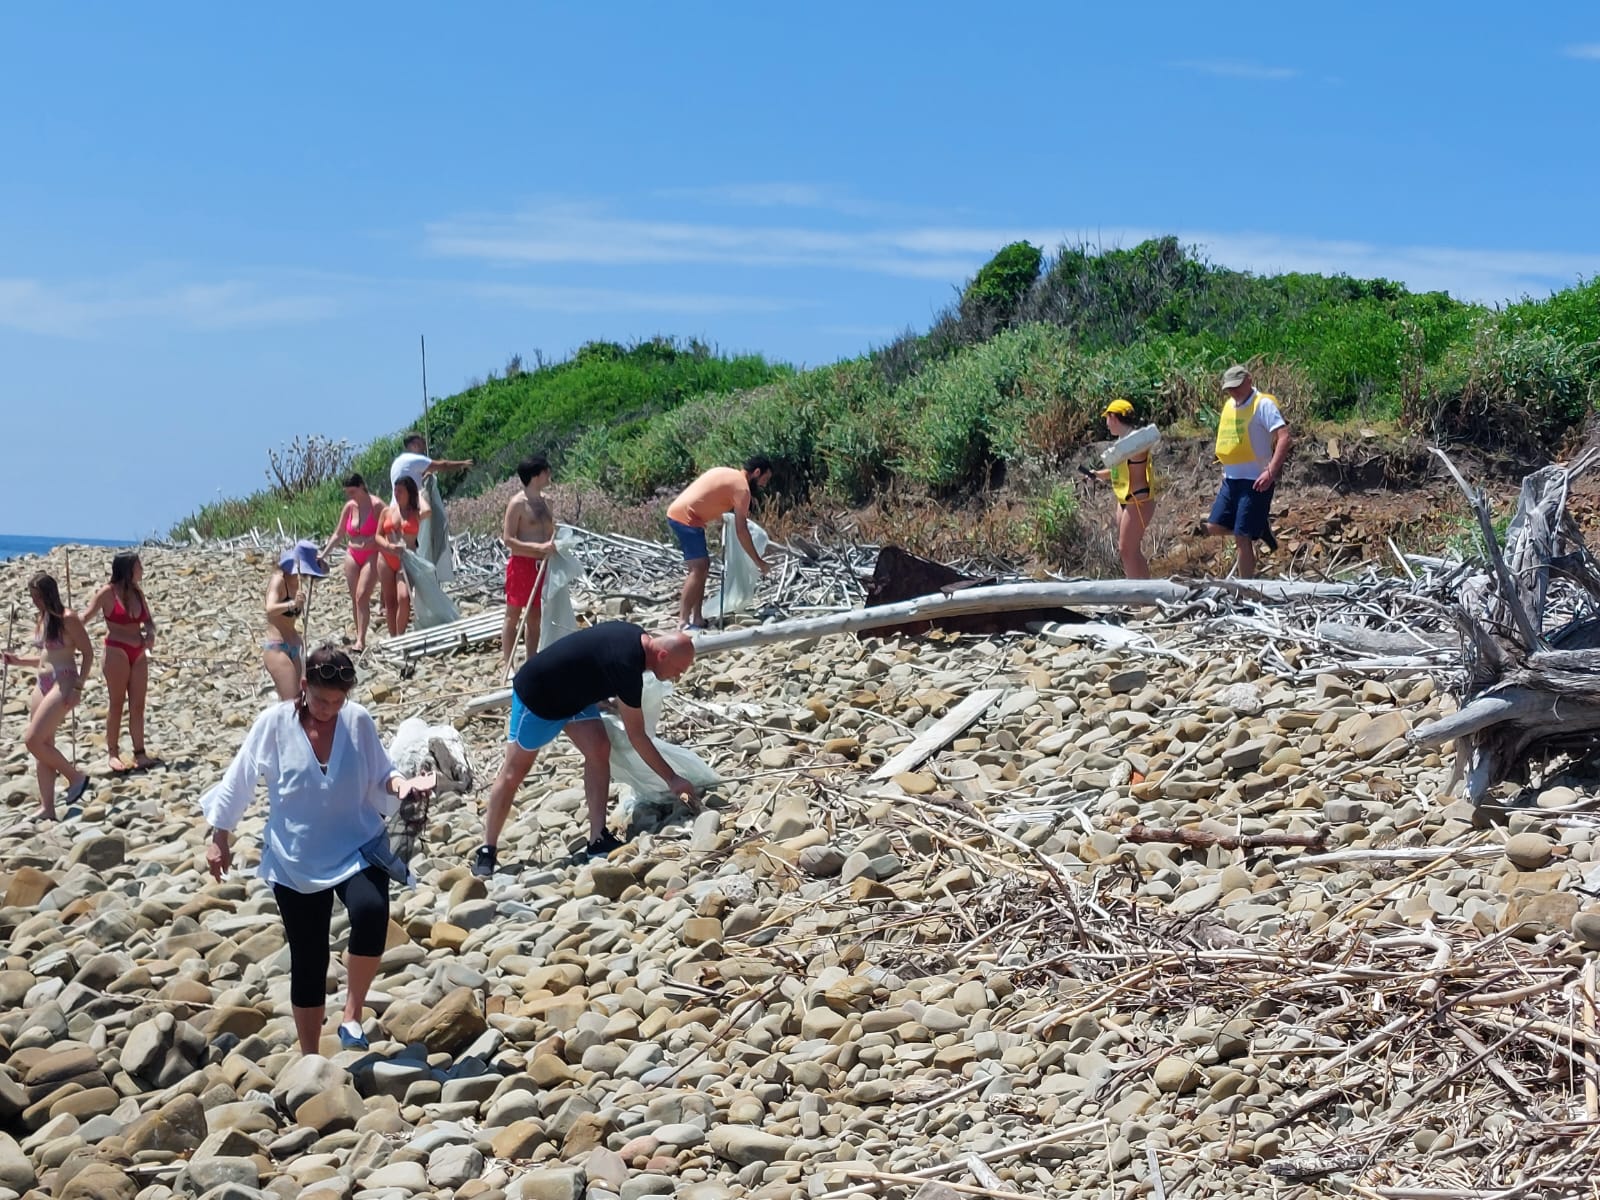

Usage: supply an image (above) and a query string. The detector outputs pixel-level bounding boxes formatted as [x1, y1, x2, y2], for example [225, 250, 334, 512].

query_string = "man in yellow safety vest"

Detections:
[1204, 364, 1293, 577]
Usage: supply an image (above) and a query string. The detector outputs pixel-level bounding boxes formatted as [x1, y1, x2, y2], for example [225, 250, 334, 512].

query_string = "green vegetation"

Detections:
[178, 241, 1600, 558]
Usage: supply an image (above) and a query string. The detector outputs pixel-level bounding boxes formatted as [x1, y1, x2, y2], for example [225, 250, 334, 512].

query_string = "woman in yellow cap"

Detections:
[1088, 399, 1155, 578]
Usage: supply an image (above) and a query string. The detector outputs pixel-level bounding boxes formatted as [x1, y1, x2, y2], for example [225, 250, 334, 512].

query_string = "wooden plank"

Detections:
[869, 688, 1001, 782]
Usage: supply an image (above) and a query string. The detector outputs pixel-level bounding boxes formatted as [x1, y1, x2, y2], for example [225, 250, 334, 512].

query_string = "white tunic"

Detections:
[200, 701, 400, 894]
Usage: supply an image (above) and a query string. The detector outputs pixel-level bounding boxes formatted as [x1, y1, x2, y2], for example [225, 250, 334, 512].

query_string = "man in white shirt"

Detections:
[389, 431, 473, 510]
[1204, 364, 1292, 578]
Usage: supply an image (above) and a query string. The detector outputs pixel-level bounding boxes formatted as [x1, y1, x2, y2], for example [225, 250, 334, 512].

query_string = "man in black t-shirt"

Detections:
[472, 622, 700, 876]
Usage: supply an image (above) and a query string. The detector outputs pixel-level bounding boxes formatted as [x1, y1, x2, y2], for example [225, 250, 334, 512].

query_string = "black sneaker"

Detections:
[470, 844, 498, 878]
[1260, 524, 1278, 553]
[585, 830, 624, 860]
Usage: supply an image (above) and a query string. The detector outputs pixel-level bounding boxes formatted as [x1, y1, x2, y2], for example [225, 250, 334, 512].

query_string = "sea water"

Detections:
[0, 534, 135, 562]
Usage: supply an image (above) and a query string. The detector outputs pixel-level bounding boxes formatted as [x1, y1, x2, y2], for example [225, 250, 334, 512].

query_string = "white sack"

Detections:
[601, 676, 720, 806]
[706, 514, 769, 617]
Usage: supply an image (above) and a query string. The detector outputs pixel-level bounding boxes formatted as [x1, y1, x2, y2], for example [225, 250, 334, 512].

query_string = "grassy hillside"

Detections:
[177, 239, 1600, 554]
[177, 339, 790, 540]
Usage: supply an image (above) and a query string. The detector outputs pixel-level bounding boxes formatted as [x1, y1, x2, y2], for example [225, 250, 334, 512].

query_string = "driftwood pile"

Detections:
[1410, 449, 1600, 804]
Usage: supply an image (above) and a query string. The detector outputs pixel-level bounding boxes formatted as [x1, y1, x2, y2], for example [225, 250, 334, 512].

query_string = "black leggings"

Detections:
[273, 866, 389, 1009]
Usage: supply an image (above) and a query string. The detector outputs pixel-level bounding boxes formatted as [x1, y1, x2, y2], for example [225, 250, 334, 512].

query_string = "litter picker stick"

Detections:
[61, 548, 79, 764]
[300, 576, 316, 683]
[0, 603, 14, 741]
[502, 556, 547, 681]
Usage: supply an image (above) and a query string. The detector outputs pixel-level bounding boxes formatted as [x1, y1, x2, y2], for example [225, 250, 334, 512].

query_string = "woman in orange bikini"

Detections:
[376, 476, 421, 637]
[320, 474, 379, 653]
[3, 573, 94, 817]
[85, 552, 158, 772]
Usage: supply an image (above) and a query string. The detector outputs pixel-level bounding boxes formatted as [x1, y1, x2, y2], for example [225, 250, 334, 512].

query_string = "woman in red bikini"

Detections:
[84, 552, 158, 773]
[2, 573, 93, 818]
[376, 476, 421, 637]
[320, 474, 380, 653]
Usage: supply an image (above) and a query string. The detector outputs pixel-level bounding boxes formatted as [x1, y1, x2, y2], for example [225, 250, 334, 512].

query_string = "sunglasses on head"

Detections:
[306, 660, 357, 685]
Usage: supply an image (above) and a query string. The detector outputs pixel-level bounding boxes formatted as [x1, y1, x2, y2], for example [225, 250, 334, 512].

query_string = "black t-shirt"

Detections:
[514, 622, 647, 719]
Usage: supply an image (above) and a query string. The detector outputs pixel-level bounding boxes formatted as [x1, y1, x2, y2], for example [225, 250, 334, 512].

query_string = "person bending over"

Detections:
[665, 456, 773, 631]
[201, 646, 433, 1054]
[473, 622, 699, 876]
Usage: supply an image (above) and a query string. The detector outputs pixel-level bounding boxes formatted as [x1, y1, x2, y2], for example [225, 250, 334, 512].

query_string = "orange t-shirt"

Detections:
[667, 468, 749, 528]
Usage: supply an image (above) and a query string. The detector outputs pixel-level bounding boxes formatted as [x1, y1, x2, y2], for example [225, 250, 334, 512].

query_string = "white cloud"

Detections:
[0, 277, 335, 337]
[655, 182, 845, 209]
[1172, 59, 1299, 81]
[470, 282, 801, 315]
[1563, 43, 1600, 59]
[427, 199, 1600, 302]
[424, 201, 1026, 280]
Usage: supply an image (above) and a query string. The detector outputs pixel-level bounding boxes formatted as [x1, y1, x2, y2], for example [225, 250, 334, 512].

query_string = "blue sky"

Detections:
[4, 2, 1599, 537]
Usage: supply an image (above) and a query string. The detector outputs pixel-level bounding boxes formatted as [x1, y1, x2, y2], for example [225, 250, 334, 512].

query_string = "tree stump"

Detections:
[1411, 447, 1600, 801]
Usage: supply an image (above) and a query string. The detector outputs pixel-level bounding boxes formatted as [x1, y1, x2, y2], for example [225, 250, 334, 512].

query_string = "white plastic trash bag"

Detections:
[601, 676, 720, 806]
[707, 514, 769, 617]
[401, 548, 461, 630]
[386, 716, 472, 784]
[538, 528, 586, 649]
[1101, 424, 1161, 467]
[419, 475, 454, 584]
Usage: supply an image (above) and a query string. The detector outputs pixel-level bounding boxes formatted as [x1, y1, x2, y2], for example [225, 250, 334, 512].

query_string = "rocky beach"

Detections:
[0, 538, 1594, 1200]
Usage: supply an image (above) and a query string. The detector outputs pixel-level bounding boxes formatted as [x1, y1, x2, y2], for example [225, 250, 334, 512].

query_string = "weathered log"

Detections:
[1421, 448, 1600, 802]
[1126, 824, 1327, 852]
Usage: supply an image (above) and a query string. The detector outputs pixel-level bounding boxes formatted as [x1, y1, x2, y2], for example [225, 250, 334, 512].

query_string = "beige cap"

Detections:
[1221, 364, 1250, 389]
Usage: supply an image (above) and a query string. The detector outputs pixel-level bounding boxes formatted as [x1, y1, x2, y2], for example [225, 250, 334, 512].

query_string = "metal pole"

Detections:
[420, 334, 431, 449]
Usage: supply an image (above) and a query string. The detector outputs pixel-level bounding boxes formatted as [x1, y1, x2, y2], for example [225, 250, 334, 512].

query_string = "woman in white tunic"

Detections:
[201, 645, 433, 1054]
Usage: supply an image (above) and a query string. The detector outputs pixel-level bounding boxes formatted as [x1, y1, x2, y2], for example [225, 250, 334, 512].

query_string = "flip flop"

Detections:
[63, 776, 90, 805]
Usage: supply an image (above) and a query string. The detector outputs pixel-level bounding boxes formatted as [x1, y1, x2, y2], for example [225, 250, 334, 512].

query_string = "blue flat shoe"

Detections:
[337, 1021, 369, 1051]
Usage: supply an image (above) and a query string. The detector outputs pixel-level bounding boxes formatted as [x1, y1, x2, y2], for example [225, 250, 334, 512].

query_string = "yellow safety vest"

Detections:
[1216, 392, 1273, 466]
[1110, 454, 1156, 504]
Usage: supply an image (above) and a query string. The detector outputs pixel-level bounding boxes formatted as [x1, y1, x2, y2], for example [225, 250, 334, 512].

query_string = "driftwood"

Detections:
[869, 688, 1002, 782]
[1125, 823, 1327, 853]
[1410, 448, 1600, 802]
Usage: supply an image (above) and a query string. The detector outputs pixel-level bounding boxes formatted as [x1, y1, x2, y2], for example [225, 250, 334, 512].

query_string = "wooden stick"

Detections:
[0, 603, 14, 740]
[825, 1169, 1037, 1200]
[1126, 823, 1327, 852]
[61, 547, 78, 763]
[869, 688, 1001, 781]
[1585, 959, 1599, 1121]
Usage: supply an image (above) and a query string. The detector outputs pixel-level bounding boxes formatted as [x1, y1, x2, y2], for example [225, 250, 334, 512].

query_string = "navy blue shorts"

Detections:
[1209, 478, 1274, 539]
[667, 518, 709, 562]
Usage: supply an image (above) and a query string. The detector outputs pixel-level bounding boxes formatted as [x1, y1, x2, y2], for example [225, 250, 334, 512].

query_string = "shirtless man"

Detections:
[500, 455, 556, 679]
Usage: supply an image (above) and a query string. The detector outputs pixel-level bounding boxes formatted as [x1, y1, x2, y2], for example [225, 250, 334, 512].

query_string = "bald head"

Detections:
[645, 631, 697, 681]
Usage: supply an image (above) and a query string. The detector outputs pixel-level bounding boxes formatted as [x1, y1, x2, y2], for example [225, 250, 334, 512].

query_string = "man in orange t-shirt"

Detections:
[666, 455, 774, 630]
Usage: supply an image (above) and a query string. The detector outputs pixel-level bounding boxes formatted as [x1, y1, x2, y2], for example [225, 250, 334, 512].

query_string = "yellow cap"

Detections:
[1102, 398, 1134, 417]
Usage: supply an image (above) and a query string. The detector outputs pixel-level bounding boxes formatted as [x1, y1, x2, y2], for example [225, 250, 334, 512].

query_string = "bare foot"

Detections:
[36, 806, 57, 822]
[133, 750, 161, 768]
[109, 754, 136, 774]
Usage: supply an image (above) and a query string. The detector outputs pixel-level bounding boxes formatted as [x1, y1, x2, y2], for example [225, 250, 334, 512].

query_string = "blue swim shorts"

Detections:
[507, 693, 602, 752]
[1208, 477, 1274, 540]
[667, 518, 710, 563]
